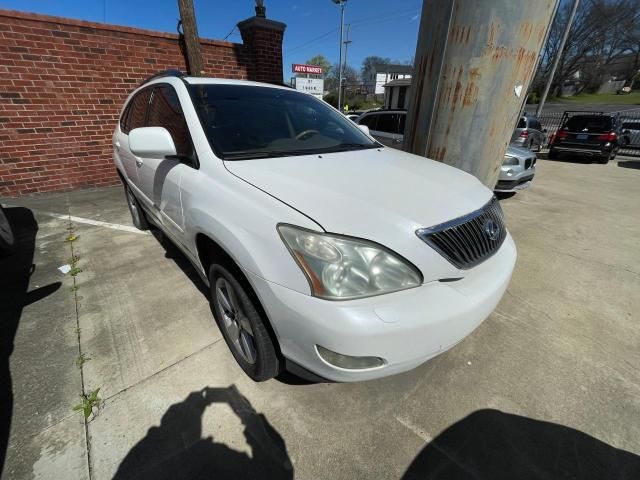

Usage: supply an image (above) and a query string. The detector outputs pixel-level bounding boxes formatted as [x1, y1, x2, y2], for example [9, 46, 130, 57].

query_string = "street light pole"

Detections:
[536, 0, 580, 117]
[333, 0, 347, 112]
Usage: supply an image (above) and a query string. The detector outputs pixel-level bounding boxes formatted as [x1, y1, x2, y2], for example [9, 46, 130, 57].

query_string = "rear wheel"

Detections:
[0, 205, 15, 256]
[597, 151, 613, 164]
[124, 184, 149, 230]
[209, 264, 280, 381]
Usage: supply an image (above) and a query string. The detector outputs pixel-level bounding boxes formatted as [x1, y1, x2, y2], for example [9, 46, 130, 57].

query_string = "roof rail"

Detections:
[140, 69, 185, 86]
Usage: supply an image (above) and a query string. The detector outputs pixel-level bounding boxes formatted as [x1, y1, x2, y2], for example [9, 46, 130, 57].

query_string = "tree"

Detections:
[534, 0, 640, 97]
[304, 54, 332, 78]
[361, 55, 391, 78]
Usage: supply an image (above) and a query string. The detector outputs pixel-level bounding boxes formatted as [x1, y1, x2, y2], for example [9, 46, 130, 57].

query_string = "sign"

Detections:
[292, 77, 324, 100]
[292, 64, 323, 75]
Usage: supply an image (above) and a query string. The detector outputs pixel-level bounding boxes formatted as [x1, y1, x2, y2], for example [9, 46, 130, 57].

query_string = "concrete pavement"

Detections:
[1, 155, 639, 479]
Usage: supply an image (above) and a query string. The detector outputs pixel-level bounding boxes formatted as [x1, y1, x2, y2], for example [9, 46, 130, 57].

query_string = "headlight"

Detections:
[502, 155, 519, 166]
[278, 225, 422, 300]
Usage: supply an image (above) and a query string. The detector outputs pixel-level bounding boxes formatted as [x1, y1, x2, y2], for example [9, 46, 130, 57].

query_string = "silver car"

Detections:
[511, 115, 546, 151]
[494, 145, 536, 193]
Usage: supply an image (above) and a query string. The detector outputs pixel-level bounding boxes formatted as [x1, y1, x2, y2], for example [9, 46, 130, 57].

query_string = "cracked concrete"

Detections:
[1, 155, 639, 479]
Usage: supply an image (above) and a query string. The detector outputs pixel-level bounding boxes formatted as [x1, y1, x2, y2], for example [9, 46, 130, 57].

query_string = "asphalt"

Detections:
[1, 154, 639, 479]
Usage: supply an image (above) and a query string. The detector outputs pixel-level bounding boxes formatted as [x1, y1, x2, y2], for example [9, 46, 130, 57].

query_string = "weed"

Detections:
[69, 285, 79, 292]
[75, 352, 91, 368]
[69, 267, 83, 277]
[65, 234, 78, 242]
[73, 388, 101, 419]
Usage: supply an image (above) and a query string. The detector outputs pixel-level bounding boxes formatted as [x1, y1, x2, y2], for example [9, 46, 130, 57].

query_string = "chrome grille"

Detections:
[416, 197, 506, 269]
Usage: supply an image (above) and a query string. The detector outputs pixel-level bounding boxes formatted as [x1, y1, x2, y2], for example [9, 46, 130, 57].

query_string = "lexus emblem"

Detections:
[483, 218, 500, 241]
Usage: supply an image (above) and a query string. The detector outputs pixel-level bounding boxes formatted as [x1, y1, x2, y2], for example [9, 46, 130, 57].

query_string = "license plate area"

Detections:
[577, 134, 589, 140]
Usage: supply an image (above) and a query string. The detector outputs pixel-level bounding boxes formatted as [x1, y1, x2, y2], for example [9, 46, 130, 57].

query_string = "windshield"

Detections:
[189, 84, 378, 160]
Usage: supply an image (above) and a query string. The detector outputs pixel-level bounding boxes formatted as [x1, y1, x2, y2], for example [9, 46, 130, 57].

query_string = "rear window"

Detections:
[376, 113, 400, 134]
[563, 116, 612, 133]
[517, 118, 527, 128]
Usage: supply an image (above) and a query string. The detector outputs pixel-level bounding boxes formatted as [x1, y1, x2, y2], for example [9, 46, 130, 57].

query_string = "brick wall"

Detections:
[0, 9, 285, 196]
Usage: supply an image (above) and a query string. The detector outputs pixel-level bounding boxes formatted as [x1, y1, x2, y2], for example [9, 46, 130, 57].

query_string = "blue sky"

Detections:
[0, 0, 422, 80]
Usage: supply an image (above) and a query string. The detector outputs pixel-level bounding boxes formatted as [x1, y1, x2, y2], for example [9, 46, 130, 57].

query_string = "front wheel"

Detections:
[0, 205, 15, 256]
[209, 264, 280, 381]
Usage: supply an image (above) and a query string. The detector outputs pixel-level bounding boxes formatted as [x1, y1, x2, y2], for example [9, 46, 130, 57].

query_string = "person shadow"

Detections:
[113, 385, 293, 480]
[402, 409, 640, 480]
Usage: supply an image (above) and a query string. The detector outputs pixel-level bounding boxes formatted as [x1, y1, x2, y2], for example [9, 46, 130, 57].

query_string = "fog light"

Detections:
[316, 345, 385, 370]
[506, 169, 514, 176]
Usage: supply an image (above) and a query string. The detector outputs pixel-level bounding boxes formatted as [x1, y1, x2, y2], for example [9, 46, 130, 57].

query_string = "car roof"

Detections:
[183, 77, 293, 91]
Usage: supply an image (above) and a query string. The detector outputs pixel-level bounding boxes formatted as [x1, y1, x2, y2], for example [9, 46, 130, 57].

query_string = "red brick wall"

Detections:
[0, 9, 284, 196]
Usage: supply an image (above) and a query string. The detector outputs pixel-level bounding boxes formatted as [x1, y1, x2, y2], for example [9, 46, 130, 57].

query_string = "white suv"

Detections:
[113, 71, 516, 382]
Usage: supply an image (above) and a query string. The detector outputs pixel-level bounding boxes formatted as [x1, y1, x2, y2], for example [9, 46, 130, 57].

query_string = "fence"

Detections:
[534, 108, 640, 157]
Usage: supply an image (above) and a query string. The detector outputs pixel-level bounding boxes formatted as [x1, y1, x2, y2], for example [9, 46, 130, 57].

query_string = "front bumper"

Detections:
[495, 166, 535, 193]
[246, 233, 517, 382]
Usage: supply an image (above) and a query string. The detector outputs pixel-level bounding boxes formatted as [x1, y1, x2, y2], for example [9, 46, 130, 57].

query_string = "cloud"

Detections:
[411, 14, 420, 21]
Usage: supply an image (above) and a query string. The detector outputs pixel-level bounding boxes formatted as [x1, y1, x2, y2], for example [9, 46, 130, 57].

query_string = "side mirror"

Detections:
[129, 127, 177, 158]
[358, 124, 370, 136]
[543, 128, 548, 133]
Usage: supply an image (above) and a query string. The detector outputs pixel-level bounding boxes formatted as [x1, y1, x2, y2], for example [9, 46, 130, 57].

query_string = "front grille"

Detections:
[416, 197, 507, 269]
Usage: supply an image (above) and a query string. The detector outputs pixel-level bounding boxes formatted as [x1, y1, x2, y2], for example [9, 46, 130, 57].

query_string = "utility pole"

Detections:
[404, 0, 557, 187]
[332, 0, 347, 112]
[343, 24, 352, 107]
[536, 0, 580, 117]
[177, 0, 204, 76]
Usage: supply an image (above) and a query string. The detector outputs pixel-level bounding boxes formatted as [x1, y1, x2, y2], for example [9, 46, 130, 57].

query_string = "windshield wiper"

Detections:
[328, 143, 378, 152]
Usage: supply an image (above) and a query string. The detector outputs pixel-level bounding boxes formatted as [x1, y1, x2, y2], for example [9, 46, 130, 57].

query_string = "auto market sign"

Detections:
[292, 64, 323, 75]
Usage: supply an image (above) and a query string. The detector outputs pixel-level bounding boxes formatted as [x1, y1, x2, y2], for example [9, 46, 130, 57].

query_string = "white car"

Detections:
[113, 71, 517, 382]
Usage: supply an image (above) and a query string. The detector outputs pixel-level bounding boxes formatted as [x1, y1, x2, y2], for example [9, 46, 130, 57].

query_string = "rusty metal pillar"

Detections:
[404, 0, 557, 187]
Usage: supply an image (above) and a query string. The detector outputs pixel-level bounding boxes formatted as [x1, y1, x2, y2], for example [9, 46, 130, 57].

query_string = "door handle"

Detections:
[135, 158, 143, 168]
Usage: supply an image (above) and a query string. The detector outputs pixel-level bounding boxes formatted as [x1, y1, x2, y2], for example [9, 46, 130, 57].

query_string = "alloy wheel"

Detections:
[215, 277, 257, 364]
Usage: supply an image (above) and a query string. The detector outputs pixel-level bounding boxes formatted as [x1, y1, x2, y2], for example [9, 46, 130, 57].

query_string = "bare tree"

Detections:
[535, 0, 640, 96]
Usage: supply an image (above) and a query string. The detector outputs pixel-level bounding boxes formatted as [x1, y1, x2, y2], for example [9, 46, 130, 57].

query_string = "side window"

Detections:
[376, 113, 399, 134]
[147, 85, 193, 160]
[399, 114, 406, 135]
[122, 89, 151, 134]
[360, 114, 379, 130]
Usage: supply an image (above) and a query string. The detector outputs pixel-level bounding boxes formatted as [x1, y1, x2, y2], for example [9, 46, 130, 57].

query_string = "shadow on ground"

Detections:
[0, 207, 60, 476]
[402, 409, 640, 480]
[617, 160, 640, 170]
[113, 385, 293, 480]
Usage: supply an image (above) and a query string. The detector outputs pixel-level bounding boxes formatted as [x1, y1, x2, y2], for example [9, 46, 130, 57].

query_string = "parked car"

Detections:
[356, 109, 405, 147]
[494, 146, 536, 193]
[620, 120, 640, 147]
[510, 115, 546, 151]
[549, 111, 620, 163]
[345, 113, 360, 122]
[113, 71, 516, 383]
[0, 205, 15, 255]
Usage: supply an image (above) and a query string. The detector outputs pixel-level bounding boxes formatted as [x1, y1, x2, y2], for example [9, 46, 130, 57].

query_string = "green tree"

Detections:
[304, 54, 333, 78]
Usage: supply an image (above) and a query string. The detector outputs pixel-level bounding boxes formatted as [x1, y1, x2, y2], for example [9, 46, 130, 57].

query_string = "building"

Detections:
[363, 64, 413, 96]
[383, 78, 412, 110]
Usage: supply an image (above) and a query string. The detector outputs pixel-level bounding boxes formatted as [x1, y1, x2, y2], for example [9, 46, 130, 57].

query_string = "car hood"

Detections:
[225, 147, 493, 280]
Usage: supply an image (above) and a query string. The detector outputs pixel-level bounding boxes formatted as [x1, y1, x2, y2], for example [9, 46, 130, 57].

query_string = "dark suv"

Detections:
[549, 111, 620, 164]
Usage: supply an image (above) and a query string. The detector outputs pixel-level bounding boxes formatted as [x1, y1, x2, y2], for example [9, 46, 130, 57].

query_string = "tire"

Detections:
[0, 205, 15, 256]
[209, 264, 280, 381]
[124, 184, 149, 230]
[597, 154, 610, 164]
[548, 148, 558, 159]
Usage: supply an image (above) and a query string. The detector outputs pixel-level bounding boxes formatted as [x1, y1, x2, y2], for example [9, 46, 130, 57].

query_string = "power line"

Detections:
[285, 27, 339, 54]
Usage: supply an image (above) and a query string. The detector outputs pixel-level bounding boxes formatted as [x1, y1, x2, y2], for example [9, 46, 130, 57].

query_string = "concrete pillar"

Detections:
[404, 0, 557, 187]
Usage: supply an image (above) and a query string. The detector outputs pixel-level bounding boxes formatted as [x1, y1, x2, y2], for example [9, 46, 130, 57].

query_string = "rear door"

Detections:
[136, 84, 197, 240]
[116, 89, 151, 188]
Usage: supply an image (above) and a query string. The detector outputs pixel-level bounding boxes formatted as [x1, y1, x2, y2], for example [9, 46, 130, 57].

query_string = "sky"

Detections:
[0, 0, 422, 80]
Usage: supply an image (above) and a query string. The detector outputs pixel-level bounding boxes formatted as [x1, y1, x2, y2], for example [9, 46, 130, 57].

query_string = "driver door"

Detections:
[135, 84, 196, 241]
